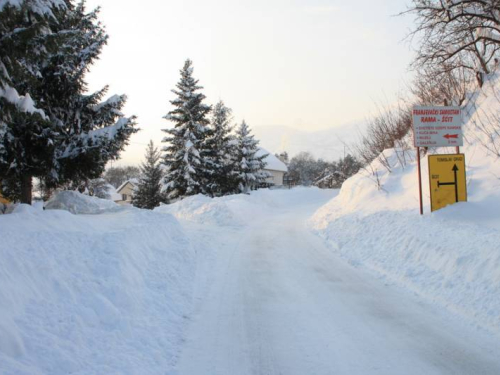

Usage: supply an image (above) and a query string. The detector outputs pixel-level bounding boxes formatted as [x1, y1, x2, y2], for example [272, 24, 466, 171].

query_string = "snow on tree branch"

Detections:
[0, 0, 66, 16]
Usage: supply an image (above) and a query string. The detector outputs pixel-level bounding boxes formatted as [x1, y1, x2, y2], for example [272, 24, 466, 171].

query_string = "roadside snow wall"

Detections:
[0, 202, 195, 374]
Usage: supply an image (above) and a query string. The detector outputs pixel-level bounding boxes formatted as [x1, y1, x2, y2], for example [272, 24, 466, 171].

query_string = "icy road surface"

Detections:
[173, 190, 500, 375]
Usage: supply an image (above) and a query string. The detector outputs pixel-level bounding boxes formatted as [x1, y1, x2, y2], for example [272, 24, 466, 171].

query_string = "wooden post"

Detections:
[416, 147, 423, 215]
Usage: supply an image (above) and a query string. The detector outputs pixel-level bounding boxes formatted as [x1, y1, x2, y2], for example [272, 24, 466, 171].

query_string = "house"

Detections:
[114, 179, 138, 205]
[257, 148, 288, 187]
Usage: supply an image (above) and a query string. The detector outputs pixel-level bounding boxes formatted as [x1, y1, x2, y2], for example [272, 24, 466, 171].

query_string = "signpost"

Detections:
[412, 106, 465, 215]
[428, 154, 467, 212]
[413, 106, 463, 147]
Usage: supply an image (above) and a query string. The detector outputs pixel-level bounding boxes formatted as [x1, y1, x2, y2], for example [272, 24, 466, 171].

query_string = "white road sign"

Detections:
[412, 106, 463, 147]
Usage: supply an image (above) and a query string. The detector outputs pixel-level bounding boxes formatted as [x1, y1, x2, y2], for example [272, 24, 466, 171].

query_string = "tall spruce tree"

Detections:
[234, 120, 268, 194]
[0, 0, 64, 202]
[162, 59, 211, 200]
[132, 141, 166, 209]
[205, 100, 238, 196]
[0, 0, 137, 203]
[42, 2, 137, 188]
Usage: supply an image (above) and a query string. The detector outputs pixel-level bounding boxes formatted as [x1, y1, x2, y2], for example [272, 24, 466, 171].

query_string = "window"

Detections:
[122, 194, 127, 201]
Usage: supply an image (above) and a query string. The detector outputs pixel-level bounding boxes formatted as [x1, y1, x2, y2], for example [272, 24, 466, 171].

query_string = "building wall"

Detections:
[116, 182, 135, 205]
[265, 169, 285, 186]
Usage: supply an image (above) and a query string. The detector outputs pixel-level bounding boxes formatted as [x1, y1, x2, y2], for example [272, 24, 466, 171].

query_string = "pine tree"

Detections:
[205, 100, 239, 196]
[162, 59, 211, 200]
[132, 141, 166, 209]
[234, 120, 268, 194]
[0, 1, 137, 204]
[39, 1, 137, 190]
[0, 0, 64, 203]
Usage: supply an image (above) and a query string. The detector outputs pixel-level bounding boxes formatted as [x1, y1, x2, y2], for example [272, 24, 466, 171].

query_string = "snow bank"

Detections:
[157, 187, 333, 226]
[0, 205, 196, 374]
[45, 190, 123, 215]
[156, 195, 242, 226]
[311, 74, 500, 335]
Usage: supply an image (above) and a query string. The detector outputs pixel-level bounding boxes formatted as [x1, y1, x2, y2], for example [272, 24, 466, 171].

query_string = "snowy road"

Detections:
[173, 192, 500, 375]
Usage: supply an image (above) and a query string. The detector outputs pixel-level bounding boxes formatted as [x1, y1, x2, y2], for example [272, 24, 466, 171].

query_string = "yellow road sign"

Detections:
[428, 154, 467, 212]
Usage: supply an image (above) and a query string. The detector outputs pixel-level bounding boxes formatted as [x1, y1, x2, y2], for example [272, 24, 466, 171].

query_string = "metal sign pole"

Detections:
[417, 146, 423, 215]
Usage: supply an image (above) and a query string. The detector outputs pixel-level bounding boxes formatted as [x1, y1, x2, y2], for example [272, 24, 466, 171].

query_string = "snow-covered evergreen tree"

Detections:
[0, 0, 64, 202]
[0, 0, 137, 204]
[162, 59, 211, 200]
[132, 141, 166, 209]
[39, 1, 137, 189]
[205, 100, 239, 196]
[234, 120, 268, 194]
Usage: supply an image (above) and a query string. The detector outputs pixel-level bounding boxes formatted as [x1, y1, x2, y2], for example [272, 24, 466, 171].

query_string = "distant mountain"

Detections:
[252, 122, 367, 161]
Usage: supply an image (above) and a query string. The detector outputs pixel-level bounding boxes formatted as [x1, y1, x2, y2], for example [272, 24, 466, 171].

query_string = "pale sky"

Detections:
[85, 0, 415, 166]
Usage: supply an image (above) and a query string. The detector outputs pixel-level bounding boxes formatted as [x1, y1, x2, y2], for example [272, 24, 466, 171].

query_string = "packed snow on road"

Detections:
[1, 183, 500, 374]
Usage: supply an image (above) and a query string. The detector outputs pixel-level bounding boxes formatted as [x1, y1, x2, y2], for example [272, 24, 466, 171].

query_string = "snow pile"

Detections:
[156, 195, 242, 226]
[157, 187, 333, 227]
[311, 74, 500, 335]
[0, 205, 196, 374]
[45, 190, 124, 215]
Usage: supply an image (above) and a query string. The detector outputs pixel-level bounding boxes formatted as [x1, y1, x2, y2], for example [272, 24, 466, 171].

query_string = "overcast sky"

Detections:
[85, 0, 415, 166]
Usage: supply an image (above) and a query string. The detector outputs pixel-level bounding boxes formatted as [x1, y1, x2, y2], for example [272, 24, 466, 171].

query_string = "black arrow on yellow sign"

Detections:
[438, 164, 459, 203]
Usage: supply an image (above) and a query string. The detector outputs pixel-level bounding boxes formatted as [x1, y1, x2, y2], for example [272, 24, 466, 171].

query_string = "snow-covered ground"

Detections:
[311, 73, 500, 337]
[0, 197, 196, 374]
[3, 71, 500, 372]
[1, 185, 500, 374]
[167, 189, 500, 375]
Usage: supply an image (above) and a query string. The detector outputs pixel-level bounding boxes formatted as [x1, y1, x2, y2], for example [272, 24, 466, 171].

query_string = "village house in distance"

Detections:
[115, 179, 138, 205]
[256, 148, 288, 187]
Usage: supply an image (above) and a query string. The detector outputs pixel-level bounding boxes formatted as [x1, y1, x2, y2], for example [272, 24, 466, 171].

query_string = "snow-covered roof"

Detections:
[116, 179, 139, 194]
[256, 148, 288, 173]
